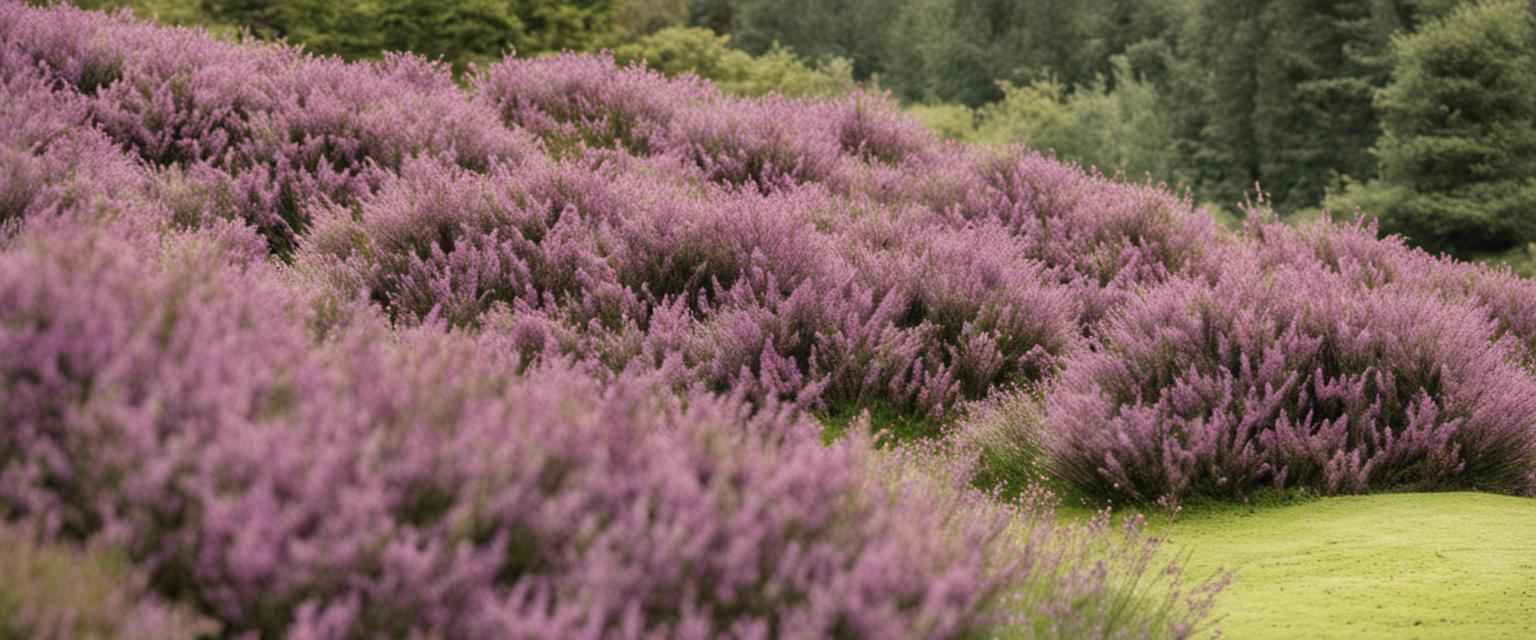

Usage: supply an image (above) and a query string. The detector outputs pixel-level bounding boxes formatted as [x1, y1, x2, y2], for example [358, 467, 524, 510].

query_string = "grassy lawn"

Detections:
[1166, 492, 1536, 639]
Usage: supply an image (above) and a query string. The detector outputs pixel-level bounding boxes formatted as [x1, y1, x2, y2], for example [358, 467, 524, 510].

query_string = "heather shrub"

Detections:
[1043, 263, 1536, 501]
[296, 154, 1080, 422]
[301, 157, 566, 328]
[476, 51, 936, 194]
[0, 226, 317, 539]
[662, 93, 934, 192]
[968, 152, 1223, 289]
[0, 2, 533, 253]
[904, 149, 1227, 326]
[661, 96, 846, 192]
[610, 200, 1078, 420]
[0, 223, 1030, 637]
[846, 220, 1077, 398]
[476, 52, 711, 156]
[0, 70, 153, 233]
[1247, 215, 1536, 366]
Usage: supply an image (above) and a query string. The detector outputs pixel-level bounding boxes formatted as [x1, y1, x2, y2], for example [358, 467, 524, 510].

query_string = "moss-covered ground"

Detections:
[1166, 492, 1536, 639]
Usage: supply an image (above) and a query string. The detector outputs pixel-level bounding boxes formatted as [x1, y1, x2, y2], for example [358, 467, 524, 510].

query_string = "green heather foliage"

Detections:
[0, 526, 216, 639]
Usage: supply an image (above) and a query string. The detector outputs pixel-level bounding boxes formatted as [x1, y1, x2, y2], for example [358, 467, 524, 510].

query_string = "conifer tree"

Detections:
[1363, 0, 1536, 253]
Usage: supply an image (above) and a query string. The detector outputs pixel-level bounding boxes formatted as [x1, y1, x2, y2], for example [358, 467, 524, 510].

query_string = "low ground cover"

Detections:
[1168, 492, 1536, 639]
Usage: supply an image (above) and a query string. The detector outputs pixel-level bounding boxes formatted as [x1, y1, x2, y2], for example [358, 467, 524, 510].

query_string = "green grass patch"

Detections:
[1167, 492, 1536, 639]
[815, 402, 944, 445]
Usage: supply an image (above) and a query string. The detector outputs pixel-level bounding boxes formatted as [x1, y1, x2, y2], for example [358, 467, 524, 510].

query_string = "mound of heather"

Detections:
[1044, 257, 1536, 501]
[1, 2, 532, 254]
[1026, 216, 1536, 503]
[1, 227, 1024, 637]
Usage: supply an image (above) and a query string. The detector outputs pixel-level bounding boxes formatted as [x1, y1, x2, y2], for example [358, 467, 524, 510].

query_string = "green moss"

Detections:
[1168, 492, 1536, 639]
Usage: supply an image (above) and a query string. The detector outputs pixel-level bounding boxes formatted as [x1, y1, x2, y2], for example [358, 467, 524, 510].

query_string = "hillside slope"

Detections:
[1, 2, 1533, 637]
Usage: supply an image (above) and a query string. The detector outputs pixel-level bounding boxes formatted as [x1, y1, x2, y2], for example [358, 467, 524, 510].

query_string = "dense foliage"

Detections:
[0, 3, 1246, 637]
[612, 26, 855, 98]
[3, 2, 1534, 636]
[1330, 0, 1536, 256]
[1044, 227, 1536, 500]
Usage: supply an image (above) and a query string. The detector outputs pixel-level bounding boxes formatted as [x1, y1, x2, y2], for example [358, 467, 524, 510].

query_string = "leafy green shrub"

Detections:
[611, 26, 855, 97]
[969, 58, 1181, 183]
[904, 102, 975, 141]
[909, 58, 1182, 185]
[614, 0, 686, 35]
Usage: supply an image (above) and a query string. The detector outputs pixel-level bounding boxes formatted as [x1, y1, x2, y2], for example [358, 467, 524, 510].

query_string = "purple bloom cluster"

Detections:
[1, 3, 533, 254]
[1042, 215, 1536, 501]
[1, 226, 1016, 637]
[297, 155, 1080, 419]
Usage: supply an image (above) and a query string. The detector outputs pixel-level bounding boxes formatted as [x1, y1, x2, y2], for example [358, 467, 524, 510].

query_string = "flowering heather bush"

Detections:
[297, 155, 1078, 421]
[477, 53, 933, 194]
[0, 220, 1212, 638]
[942, 152, 1229, 323]
[0, 227, 1030, 637]
[476, 52, 714, 157]
[0, 2, 533, 253]
[1246, 215, 1536, 366]
[0, 70, 148, 233]
[1043, 261, 1536, 501]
